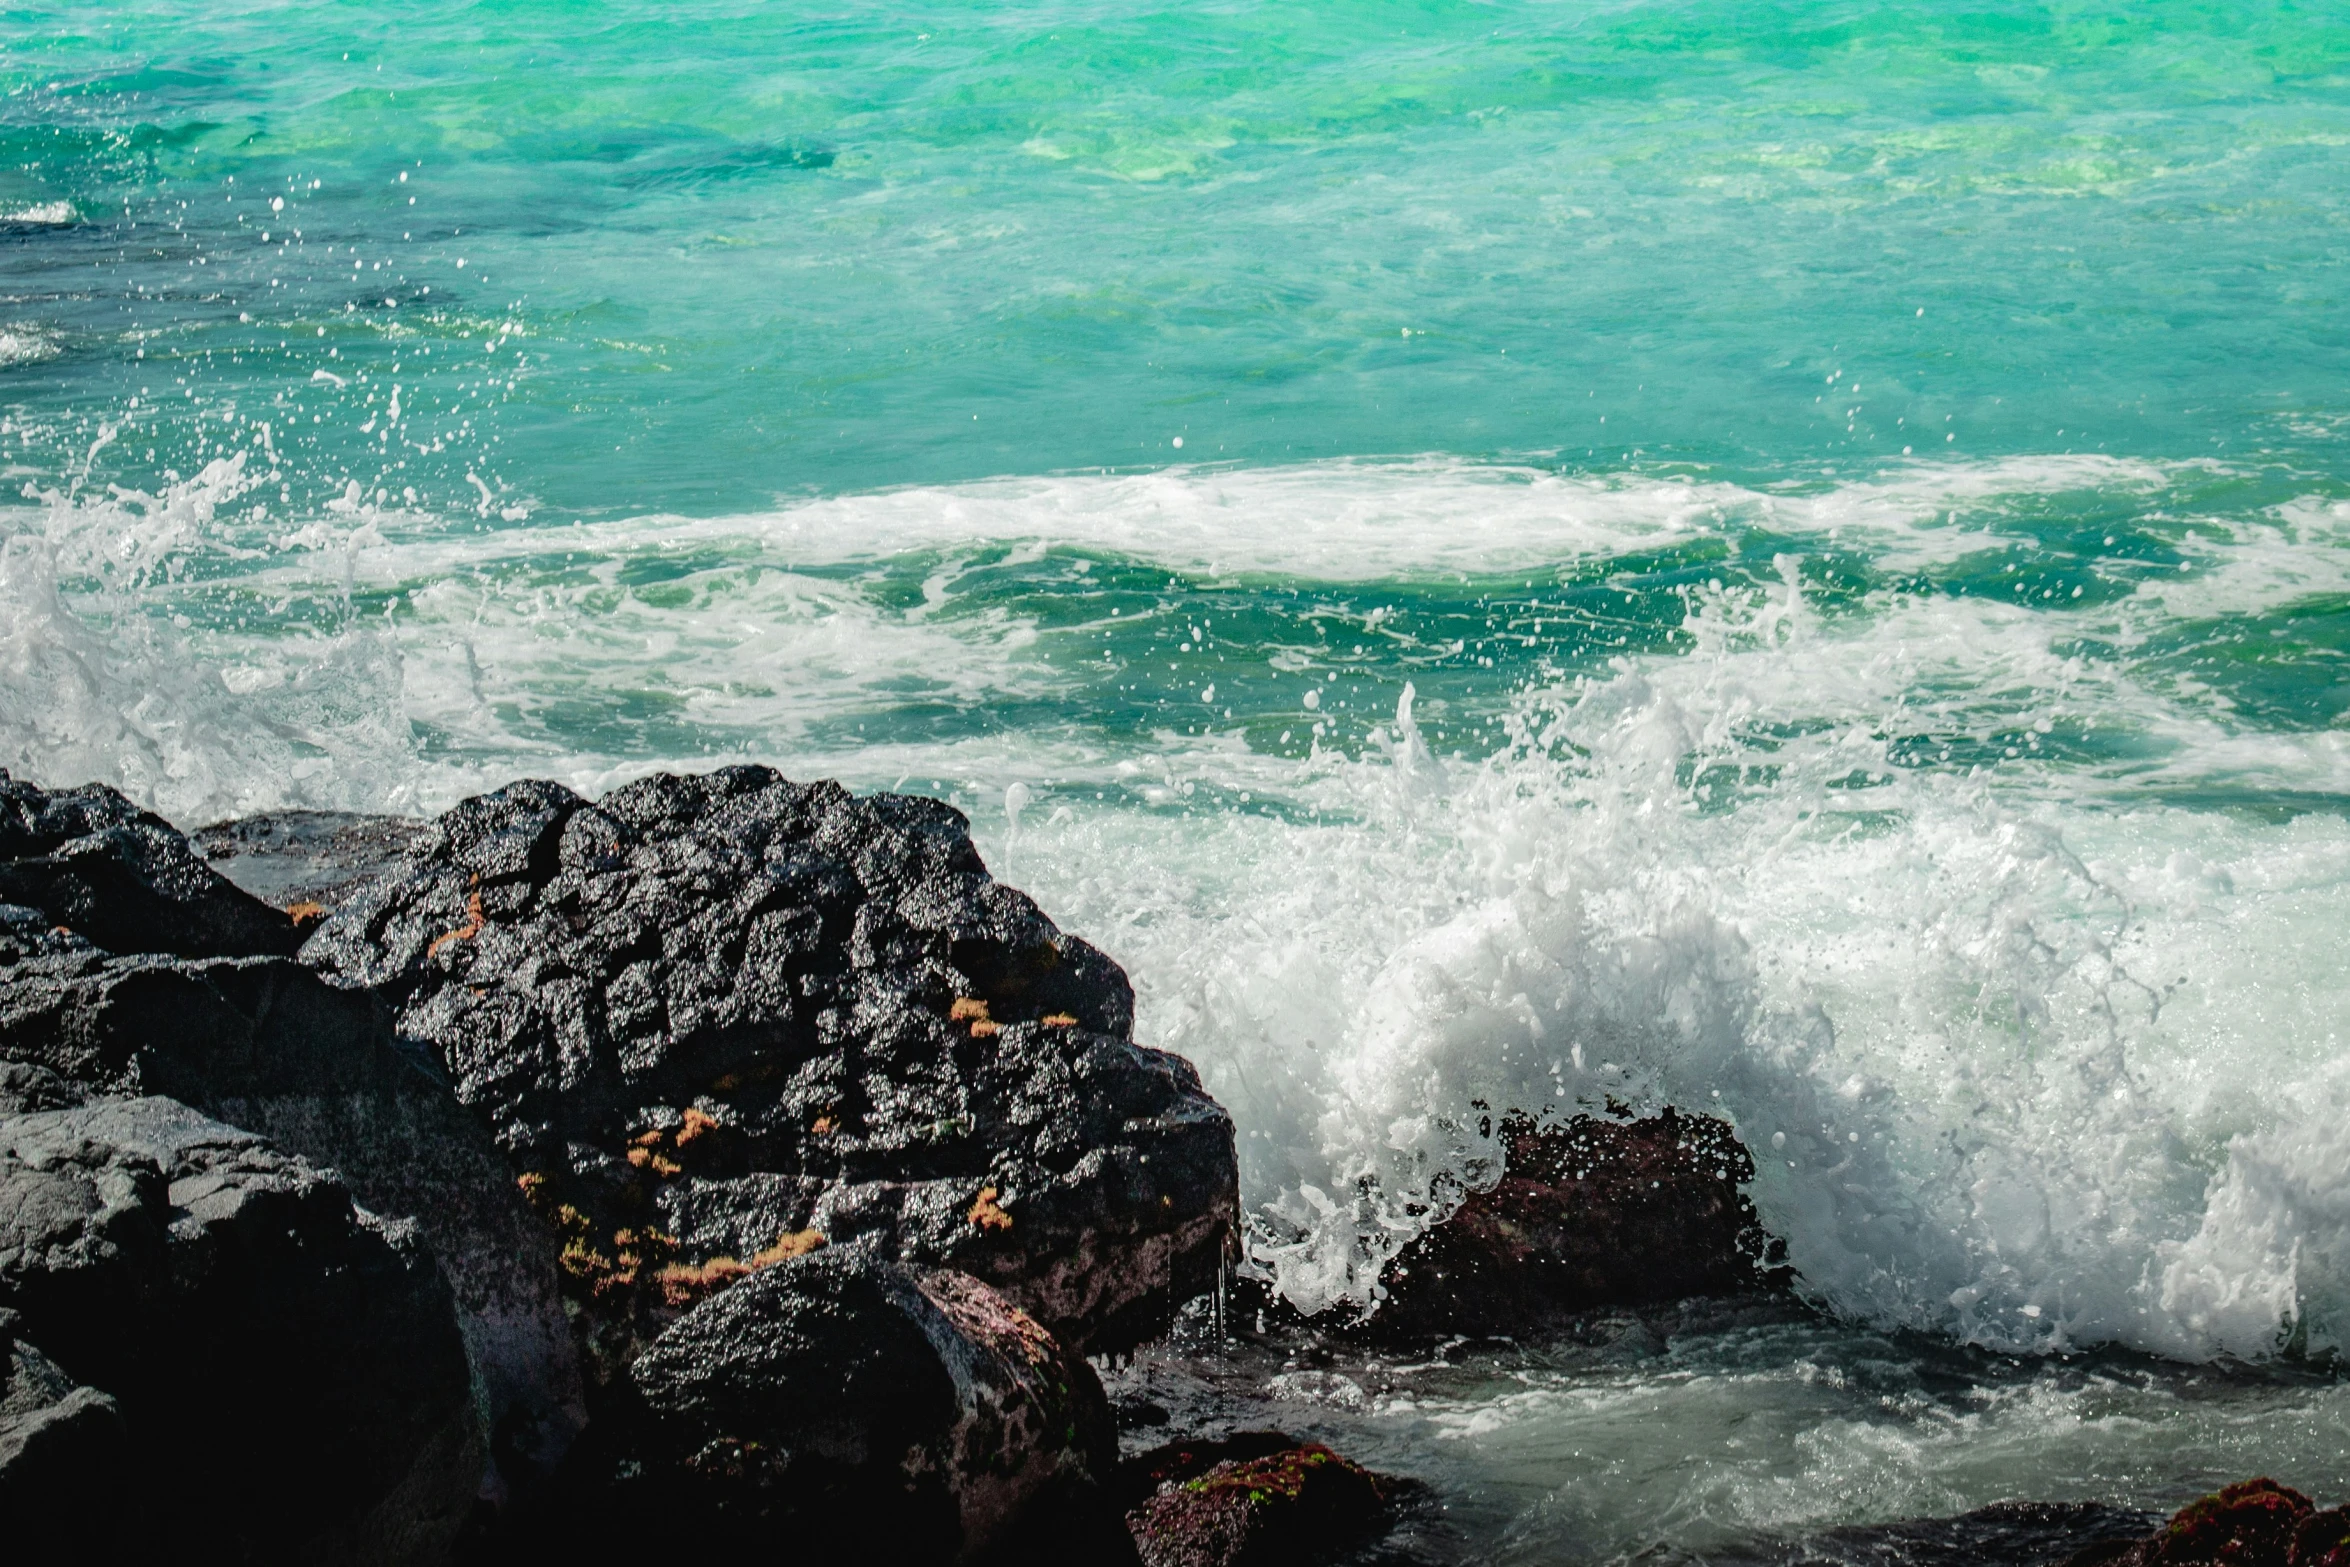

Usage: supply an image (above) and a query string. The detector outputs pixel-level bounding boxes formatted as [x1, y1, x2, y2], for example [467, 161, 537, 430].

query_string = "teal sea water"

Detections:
[9, 3, 2350, 1558]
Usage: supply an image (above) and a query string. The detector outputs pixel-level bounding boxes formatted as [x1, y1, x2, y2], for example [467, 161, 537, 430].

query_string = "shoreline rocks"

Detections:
[1368, 1106, 1788, 1340]
[2064, 1479, 2350, 1567]
[0, 1095, 480, 1556]
[299, 769, 1239, 1375]
[1120, 1432, 1396, 1567]
[0, 867, 585, 1490]
[2, 765, 1247, 1560]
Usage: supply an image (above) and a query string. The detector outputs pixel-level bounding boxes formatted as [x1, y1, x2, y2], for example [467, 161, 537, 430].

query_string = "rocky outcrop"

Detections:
[0, 916, 584, 1487]
[2065, 1480, 2350, 1567]
[301, 768, 1239, 1371]
[0, 767, 1240, 1559]
[0, 777, 584, 1492]
[1122, 1433, 1392, 1567]
[1369, 1107, 1784, 1338]
[545, 1246, 1122, 1557]
[0, 1096, 479, 1556]
[0, 770, 301, 959]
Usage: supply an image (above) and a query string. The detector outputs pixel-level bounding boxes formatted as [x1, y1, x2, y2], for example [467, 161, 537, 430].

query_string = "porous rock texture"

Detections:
[0, 778, 584, 1491]
[0, 770, 302, 960]
[2064, 1480, 2350, 1567]
[552, 1245, 1127, 1558]
[0, 1095, 479, 1557]
[1123, 1434, 1391, 1567]
[301, 767, 1240, 1375]
[1369, 1107, 1785, 1338]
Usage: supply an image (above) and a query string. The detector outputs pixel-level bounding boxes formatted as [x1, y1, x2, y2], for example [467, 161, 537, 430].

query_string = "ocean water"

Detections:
[8, 1, 2350, 1556]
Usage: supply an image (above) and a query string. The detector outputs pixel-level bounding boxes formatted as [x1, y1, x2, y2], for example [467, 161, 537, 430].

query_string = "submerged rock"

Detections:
[301, 768, 1239, 1367]
[0, 1096, 479, 1556]
[554, 1246, 1122, 1557]
[1369, 1107, 1784, 1338]
[0, 771, 301, 959]
[1123, 1434, 1393, 1567]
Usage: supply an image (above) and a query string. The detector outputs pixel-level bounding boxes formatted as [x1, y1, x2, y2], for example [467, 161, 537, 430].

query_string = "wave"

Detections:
[4, 454, 2347, 1362]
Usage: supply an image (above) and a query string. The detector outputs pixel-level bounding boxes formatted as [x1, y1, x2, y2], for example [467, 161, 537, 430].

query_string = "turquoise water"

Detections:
[9, 3, 2350, 1558]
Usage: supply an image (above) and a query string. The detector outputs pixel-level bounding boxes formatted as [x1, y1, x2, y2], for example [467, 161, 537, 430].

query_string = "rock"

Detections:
[2066, 1480, 2330, 1567]
[301, 768, 1238, 1366]
[543, 1245, 1120, 1559]
[0, 1096, 479, 1556]
[193, 809, 430, 918]
[0, 930, 584, 1487]
[1369, 1107, 1783, 1338]
[1124, 1436, 1392, 1567]
[2295, 1510, 2350, 1567]
[0, 1305, 129, 1525]
[0, 771, 300, 959]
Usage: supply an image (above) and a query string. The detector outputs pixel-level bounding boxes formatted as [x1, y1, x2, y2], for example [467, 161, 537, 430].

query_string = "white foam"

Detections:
[6, 455, 2349, 1362]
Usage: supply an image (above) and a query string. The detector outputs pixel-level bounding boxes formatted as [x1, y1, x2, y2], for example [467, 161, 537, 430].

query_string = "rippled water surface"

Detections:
[7, 3, 2350, 1557]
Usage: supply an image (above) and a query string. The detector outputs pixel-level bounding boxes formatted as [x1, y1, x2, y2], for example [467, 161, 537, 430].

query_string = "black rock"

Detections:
[0, 771, 301, 960]
[0, 931, 584, 1488]
[301, 768, 1238, 1361]
[1122, 1435, 1393, 1567]
[0, 1304, 129, 1527]
[0, 1096, 480, 1556]
[542, 1245, 1125, 1560]
[1366, 1109, 1784, 1340]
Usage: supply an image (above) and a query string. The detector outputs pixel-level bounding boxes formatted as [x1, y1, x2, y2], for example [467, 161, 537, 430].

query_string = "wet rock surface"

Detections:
[301, 767, 1239, 1371]
[0, 908, 583, 1485]
[1123, 1431, 1395, 1567]
[0, 1095, 479, 1556]
[2062, 1480, 2350, 1567]
[1367, 1107, 1786, 1340]
[543, 1245, 1125, 1557]
[193, 809, 430, 917]
[0, 770, 301, 960]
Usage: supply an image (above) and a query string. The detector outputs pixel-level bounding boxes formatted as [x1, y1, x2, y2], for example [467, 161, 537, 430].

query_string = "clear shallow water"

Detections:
[6, 2, 2350, 1556]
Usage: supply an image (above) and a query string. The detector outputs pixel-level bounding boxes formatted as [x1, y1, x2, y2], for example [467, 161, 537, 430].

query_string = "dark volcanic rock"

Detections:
[546, 1246, 1121, 1558]
[0, 771, 300, 959]
[194, 809, 430, 917]
[1124, 1437, 1392, 1567]
[0, 1096, 479, 1556]
[2068, 1479, 2331, 1567]
[0, 922, 585, 1486]
[1370, 1107, 1783, 1338]
[301, 768, 1239, 1363]
[2294, 1509, 2350, 1567]
[0, 1304, 129, 1525]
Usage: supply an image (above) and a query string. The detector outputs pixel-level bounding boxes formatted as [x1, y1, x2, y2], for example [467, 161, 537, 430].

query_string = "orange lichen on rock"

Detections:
[625, 1145, 683, 1178]
[969, 1186, 1013, 1232]
[1041, 1013, 1078, 1027]
[655, 1229, 825, 1306]
[949, 995, 1004, 1037]
[427, 887, 486, 958]
[675, 1107, 721, 1148]
[284, 900, 329, 930]
[810, 1115, 835, 1137]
